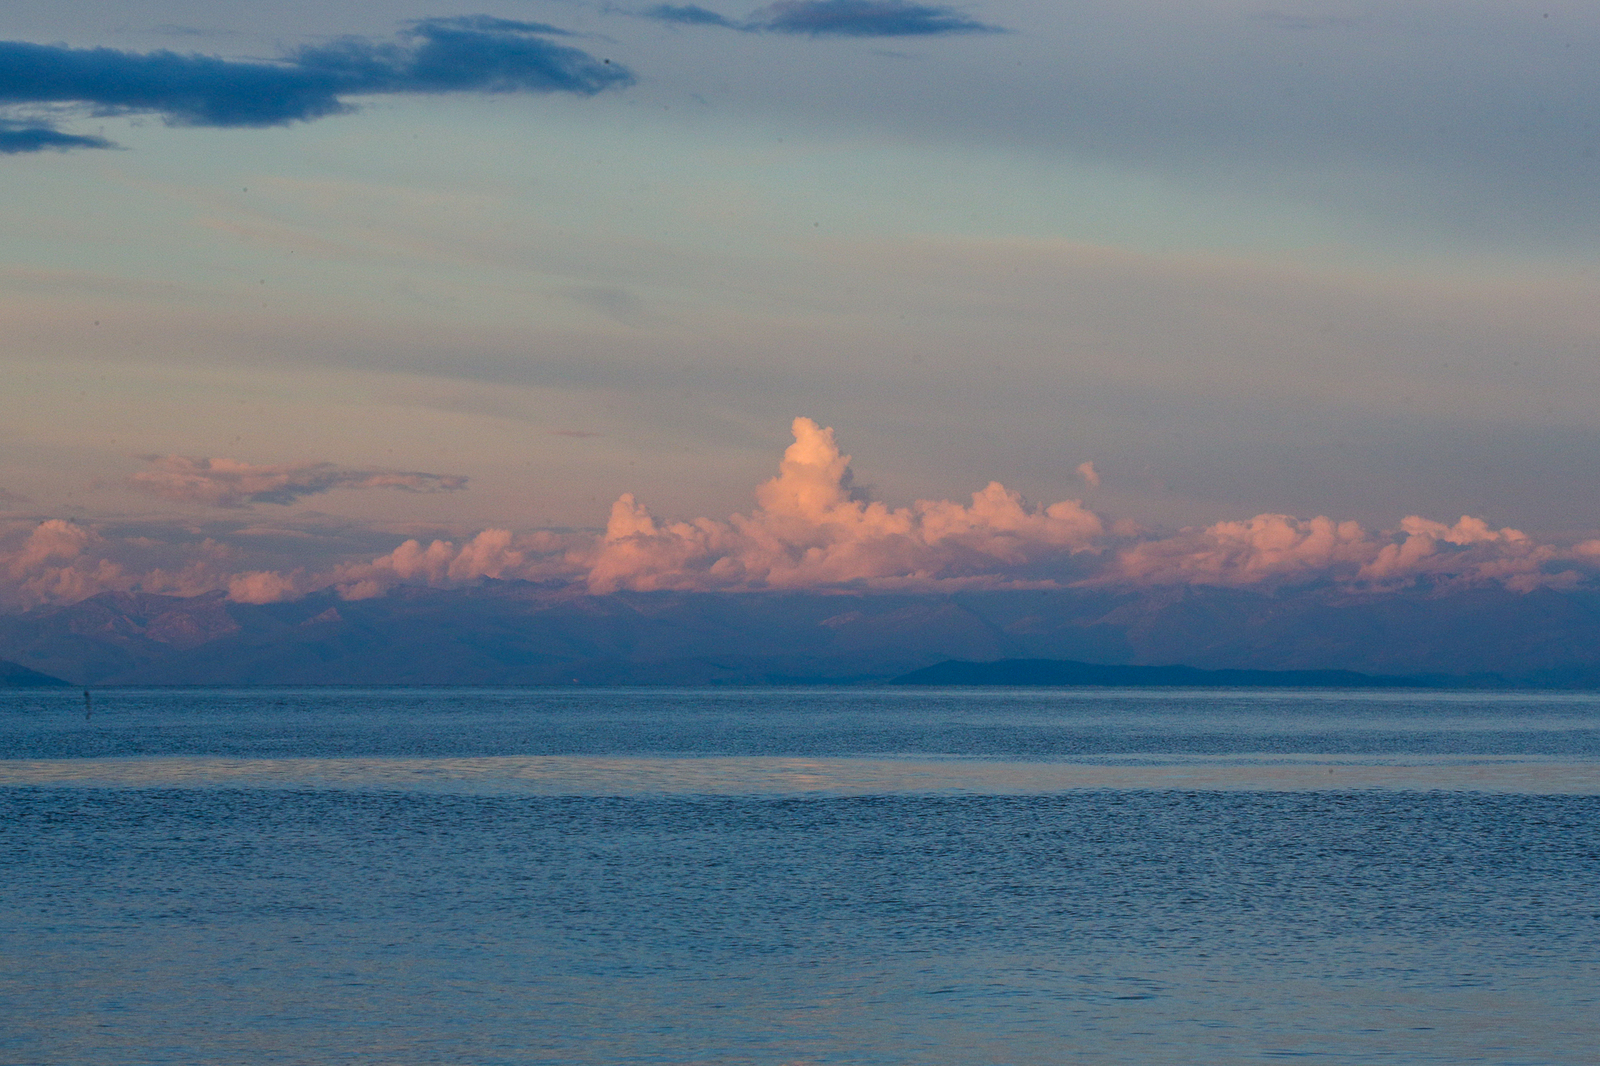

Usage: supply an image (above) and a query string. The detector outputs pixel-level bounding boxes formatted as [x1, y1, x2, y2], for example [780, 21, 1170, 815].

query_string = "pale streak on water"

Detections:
[2, 687, 1598, 1065]
[5, 752, 1600, 794]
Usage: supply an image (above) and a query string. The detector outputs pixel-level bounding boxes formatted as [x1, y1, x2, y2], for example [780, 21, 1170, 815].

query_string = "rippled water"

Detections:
[3, 687, 1598, 1064]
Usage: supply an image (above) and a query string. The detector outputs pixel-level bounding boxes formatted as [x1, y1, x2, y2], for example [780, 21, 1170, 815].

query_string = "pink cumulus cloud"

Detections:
[1107, 512, 1574, 591]
[226, 570, 314, 605]
[0, 519, 248, 609]
[325, 528, 581, 601]
[578, 418, 1104, 592]
[130, 456, 468, 508]
[2, 520, 126, 607]
[3, 419, 1597, 608]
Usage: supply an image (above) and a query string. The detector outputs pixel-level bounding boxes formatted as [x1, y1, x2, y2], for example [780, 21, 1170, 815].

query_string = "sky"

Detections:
[2, 0, 1599, 608]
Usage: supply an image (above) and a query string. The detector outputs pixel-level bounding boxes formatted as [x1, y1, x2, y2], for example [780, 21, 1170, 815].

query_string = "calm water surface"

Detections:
[2, 687, 1597, 1065]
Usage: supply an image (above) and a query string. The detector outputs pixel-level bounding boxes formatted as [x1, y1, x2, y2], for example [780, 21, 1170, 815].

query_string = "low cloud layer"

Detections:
[1107, 514, 1569, 594]
[0, 519, 238, 608]
[130, 456, 467, 508]
[643, 1, 1003, 36]
[0, 16, 631, 152]
[3, 418, 1598, 609]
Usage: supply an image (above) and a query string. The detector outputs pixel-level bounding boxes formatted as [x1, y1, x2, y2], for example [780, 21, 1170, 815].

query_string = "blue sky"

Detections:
[2, 1, 1598, 604]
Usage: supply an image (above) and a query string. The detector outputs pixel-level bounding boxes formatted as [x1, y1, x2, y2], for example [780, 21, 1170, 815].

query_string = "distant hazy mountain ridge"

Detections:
[2, 581, 1599, 687]
[891, 660, 1432, 688]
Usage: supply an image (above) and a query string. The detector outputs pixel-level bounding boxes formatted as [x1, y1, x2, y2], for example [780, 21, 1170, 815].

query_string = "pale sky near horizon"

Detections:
[3, 0, 1599, 605]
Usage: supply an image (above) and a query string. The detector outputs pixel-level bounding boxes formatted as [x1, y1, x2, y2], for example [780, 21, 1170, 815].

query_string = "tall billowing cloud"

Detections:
[3, 419, 1597, 609]
[0, 16, 632, 151]
[130, 457, 467, 508]
[582, 416, 1101, 592]
[642, 1, 1004, 36]
[645, 6, 746, 29]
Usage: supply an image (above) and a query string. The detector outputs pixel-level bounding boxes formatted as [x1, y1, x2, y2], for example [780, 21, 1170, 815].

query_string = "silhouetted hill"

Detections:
[2, 581, 1599, 686]
[0, 659, 70, 687]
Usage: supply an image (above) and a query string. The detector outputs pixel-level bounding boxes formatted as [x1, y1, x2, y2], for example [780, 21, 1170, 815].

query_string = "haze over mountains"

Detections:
[3, 579, 1598, 687]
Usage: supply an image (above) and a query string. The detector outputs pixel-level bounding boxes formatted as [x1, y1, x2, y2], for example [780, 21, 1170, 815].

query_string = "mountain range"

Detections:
[3, 580, 1600, 687]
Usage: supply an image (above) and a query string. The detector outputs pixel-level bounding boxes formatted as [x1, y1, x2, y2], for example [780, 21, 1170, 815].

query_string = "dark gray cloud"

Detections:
[643, 1, 1003, 36]
[0, 15, 632, 150]
[643, 5, 744, 29]
[0, 122, 115, 153]
[751, 1, 1002, 36]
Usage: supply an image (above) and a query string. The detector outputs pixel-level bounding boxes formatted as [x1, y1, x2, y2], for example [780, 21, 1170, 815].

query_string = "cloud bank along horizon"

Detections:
[2, 418, 1595, 610]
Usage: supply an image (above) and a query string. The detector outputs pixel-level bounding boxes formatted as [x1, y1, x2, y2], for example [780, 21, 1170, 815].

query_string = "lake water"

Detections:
[2, 687, 1597, 1065]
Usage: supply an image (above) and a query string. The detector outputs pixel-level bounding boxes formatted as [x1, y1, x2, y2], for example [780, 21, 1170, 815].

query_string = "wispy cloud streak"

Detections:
[642, 1, 1004, 36]
[130, 456, 467, 508]
[644, 5, 745, 29]
[750, 1, 1003, 36]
